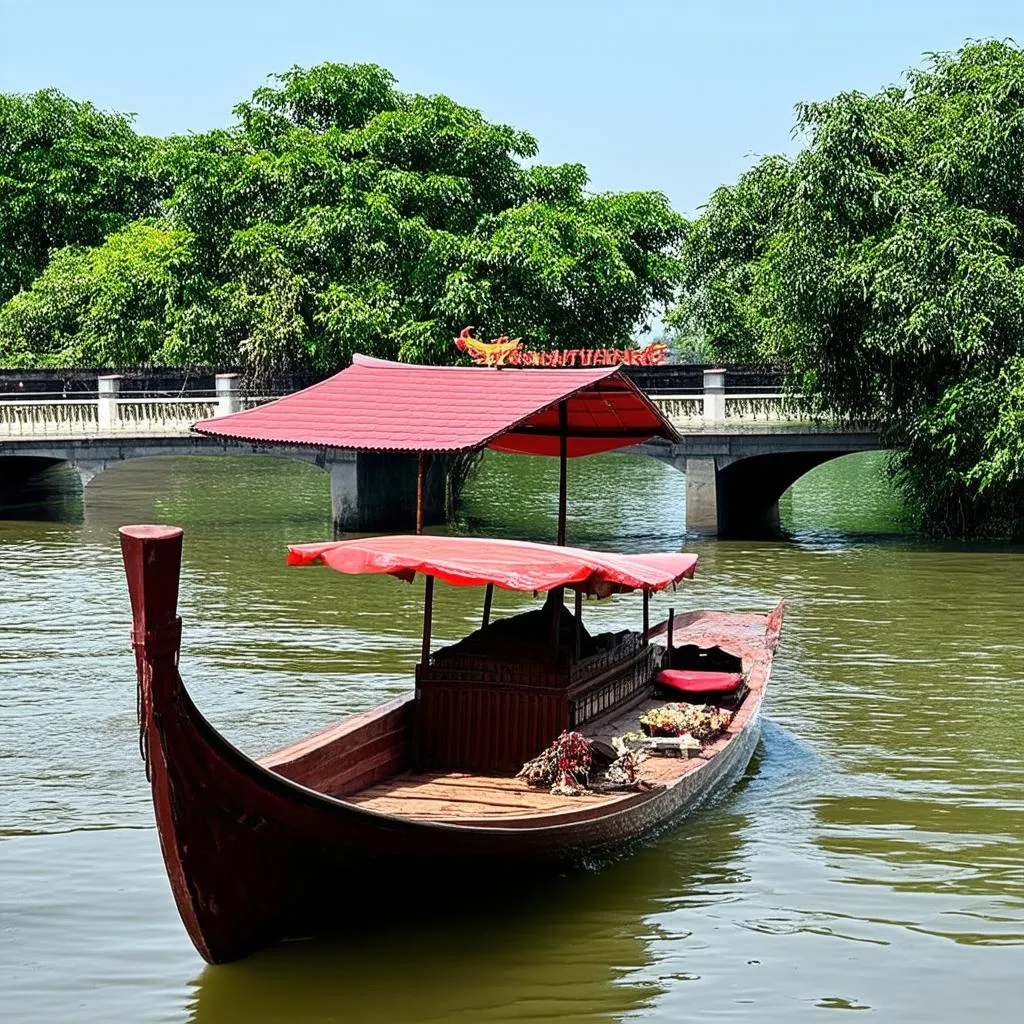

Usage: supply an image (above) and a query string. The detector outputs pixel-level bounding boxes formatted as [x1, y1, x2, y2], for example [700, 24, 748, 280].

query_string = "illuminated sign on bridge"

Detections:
[454, 328, 669, 367]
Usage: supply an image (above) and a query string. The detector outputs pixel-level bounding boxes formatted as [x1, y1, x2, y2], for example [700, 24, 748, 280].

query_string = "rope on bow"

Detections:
[131, 618, 182, 781]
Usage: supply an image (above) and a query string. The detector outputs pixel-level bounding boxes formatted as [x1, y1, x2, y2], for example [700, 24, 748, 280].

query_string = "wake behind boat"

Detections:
[121, 525, 783, 963]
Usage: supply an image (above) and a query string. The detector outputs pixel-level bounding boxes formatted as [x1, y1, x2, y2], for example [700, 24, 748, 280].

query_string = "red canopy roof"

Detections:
[194, 354, 676, 457]
[287, 535, 698, 597]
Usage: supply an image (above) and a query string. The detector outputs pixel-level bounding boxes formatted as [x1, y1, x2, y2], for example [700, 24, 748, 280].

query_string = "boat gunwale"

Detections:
[241, 619, 774, 833]
[179, 664, 666, 836]
[169, 663, 766, 838]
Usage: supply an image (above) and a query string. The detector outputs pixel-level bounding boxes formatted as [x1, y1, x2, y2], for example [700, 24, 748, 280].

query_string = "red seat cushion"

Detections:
[656, 669, 744, 695]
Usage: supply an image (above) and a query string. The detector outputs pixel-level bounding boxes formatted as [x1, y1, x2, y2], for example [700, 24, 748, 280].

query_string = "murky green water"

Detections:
[1, 451, 1022, 1022]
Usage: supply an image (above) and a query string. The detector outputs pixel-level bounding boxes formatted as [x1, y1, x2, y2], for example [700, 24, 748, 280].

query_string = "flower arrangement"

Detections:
[604, 748, 647, 786]
[517, 730, 593, 796]
[638, 703, 732, 741]
[616, 730, 648, 747]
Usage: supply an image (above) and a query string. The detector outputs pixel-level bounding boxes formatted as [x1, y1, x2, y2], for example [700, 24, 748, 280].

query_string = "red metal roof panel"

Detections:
[194, 354, 676, 455]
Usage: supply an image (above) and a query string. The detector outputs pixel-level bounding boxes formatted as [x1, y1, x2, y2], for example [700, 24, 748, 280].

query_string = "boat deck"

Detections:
[344, 693, 716, 822]
[346, 770, 613, 820]
[272, 608, 776, 826]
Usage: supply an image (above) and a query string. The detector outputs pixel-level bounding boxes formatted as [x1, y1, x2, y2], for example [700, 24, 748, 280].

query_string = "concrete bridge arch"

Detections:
[0, 438, 447, 532]
[712, 449, 877, 534]
[0, 438, 325, 493]
[630, 430, 883, 535]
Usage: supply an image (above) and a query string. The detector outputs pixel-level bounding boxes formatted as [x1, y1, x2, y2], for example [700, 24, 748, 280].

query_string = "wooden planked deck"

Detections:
[345, 770, 614, 820]
[344, 694, 711, 822]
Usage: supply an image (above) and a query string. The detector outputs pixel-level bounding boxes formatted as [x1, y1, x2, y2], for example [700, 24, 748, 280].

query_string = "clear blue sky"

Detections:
[1, 0, 1021, 216]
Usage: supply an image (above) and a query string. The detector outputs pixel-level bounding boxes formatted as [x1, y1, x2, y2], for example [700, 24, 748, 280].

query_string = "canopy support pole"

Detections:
[416, 453, 426, 535]
[482, 582, 493, 628]
[551, 398, 569, 655]
[557, 400, 568, 547]
[574, 588, 583, 661]
[667, 607, 675, 654]
[421, 575, 434, 665]
[545, 587, 562, 653]
[642, 590, 650, 646]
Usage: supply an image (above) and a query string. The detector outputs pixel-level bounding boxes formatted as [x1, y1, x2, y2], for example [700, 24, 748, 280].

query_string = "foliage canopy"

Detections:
[670, 40, 1024, 536]
[0, 89, 159, 305]
[0, 63, 685, 374]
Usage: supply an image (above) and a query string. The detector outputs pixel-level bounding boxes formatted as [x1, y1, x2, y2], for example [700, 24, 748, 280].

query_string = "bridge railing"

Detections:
[652, 369, 865, 430]
[0, 368, 848, 439]
[655, 393, 808, 424]
[0, 399, 102, 437]
[0, 374, 274, 438]
[0, 396, 215, 437]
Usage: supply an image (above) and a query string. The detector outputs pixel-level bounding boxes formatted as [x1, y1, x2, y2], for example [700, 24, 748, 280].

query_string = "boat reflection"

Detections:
[187, 790, 752, 1024]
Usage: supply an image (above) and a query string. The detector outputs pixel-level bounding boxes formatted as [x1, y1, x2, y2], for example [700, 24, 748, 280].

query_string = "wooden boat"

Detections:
[121, 525, 783, 964]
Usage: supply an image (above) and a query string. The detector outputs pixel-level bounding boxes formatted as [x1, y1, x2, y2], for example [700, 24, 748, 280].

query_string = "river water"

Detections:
[1, 452, 1022, 1023]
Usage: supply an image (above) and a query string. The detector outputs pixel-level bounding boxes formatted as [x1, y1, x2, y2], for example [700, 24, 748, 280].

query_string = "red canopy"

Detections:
[195, 354, 676, 457]
[287, 535, 698, 597]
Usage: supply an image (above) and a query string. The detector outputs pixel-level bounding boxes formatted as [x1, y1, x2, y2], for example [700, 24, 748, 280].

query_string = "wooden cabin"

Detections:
[415, 602, 661, 771]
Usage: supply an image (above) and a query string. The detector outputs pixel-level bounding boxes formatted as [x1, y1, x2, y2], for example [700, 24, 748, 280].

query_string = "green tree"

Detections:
[0, 63, 686, 376]
[0, 221, 196, 367]
[671, 40, 1024, 536]
[0, 89, 159, 304]
[668, 154, 794, 364]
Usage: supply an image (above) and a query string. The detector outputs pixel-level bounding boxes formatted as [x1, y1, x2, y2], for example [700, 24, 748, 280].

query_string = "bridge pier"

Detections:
[327, 451, 446, 533]
[73, 459, 116, 489]
[682, 451, 859, 536]
[683, 457, 720, 534]
[632, 434, 883, 537]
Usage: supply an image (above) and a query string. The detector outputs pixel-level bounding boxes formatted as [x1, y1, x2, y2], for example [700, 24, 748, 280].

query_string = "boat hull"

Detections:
[120, 525, 778, 963]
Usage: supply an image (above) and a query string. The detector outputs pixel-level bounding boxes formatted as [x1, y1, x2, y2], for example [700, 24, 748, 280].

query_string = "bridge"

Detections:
[0, 369, 881, 535]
